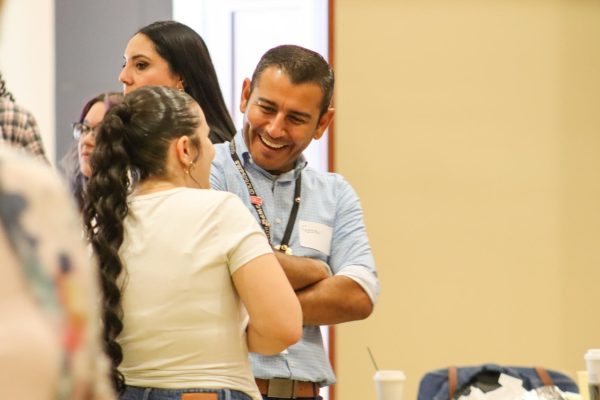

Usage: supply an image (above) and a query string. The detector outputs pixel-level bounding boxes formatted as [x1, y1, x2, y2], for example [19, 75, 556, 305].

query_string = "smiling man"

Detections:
[211, 45, 380, 400]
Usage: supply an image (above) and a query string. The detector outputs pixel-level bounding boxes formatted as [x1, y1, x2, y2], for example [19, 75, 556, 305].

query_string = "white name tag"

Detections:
[299, 220, 332, 255]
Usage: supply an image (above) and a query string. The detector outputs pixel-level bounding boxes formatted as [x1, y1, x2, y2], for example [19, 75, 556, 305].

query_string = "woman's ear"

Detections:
[176, 76, 185, 91]
[174, 136, 191, 166]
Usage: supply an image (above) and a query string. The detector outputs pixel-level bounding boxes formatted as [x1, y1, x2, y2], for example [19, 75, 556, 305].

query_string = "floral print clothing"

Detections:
[0, 146, 115, 399]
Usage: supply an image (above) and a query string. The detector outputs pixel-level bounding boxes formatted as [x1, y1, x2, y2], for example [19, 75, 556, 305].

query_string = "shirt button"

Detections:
[275, 217, 282, 224]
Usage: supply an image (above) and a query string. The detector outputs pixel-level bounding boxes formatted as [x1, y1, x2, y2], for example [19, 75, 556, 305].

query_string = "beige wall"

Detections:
[0, 0, 55, 162]
[334, 1, 600, 399]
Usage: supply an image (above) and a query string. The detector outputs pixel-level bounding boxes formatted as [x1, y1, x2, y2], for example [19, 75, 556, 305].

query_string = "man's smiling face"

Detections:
[240, 67, 333, 175]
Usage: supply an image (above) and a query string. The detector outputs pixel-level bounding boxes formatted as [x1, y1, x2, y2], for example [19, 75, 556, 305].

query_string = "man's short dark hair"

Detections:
[251, 45, 334, 117]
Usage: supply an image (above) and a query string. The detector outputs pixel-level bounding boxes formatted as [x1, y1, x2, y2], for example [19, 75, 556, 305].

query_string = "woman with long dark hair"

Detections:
[83, 86, 301, 400]
[119, 21, 236, 144]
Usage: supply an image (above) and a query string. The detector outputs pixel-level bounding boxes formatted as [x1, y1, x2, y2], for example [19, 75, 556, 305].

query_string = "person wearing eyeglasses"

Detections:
[60, 92, 124, 211]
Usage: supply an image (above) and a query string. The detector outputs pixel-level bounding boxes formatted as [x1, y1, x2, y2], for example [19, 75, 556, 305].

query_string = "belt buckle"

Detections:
[267, 378, 295, 399]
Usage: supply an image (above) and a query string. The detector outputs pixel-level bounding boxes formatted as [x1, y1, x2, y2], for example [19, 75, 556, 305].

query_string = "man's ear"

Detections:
[313, 107, 335, 140]
[239, 78, 252, 113]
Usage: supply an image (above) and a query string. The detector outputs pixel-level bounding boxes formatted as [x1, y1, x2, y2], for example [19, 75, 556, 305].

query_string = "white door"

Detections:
[173, 0, 330, 172]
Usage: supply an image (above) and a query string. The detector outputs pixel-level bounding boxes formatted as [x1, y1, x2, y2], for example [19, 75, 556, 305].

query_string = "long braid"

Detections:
[82, 106, 131, 393]
[81, 86, 201, 393]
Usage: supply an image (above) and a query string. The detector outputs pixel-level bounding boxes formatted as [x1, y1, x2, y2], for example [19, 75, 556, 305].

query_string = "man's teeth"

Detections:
[261, 136, 285, 149]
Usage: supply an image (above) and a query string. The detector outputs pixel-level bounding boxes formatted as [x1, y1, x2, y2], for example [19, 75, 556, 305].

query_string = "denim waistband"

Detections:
[120, 385, 252, 400]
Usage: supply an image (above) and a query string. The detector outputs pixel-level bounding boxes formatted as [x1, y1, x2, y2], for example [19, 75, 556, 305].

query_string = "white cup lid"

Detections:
[374, 370, 406, 381]
[585, 349, 600, 361]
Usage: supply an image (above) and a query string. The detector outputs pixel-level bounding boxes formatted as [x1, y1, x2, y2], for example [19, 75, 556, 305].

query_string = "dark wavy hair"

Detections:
[82, 86, 201, 392]
[60, 92, 124, 212]
[251, 44, 335, 118]
[137, 20, 235, 143]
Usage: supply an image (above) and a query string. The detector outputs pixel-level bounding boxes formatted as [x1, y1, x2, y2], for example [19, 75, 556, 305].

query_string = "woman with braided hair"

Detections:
[82, 86, 301, 400]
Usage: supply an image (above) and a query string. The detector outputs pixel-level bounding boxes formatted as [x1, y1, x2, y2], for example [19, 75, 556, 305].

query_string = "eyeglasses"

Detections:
[72, 122, 100, 140]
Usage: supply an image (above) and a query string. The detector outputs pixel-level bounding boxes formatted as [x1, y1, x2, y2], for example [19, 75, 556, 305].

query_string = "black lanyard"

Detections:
[229, 140, 301, 255]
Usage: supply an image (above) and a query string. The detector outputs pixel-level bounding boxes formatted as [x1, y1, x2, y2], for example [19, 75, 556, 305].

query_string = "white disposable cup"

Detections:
[585, 349, 600, 400]
[374, 370, 406, 400]
[586, 349, 600, 384]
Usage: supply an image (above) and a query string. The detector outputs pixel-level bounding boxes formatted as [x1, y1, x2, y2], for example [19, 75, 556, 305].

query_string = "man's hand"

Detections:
[297, 275, 374, 325]
[274, 251, 331, 290]
[273, 251, 374, 325]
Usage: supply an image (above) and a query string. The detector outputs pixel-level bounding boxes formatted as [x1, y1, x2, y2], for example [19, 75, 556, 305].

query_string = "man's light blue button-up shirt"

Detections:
[210, 132, 380, 386]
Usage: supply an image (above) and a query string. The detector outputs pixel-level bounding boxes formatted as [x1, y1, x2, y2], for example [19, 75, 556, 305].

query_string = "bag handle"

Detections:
[534, 366, 554, 386]
[449, 366, 458, 400]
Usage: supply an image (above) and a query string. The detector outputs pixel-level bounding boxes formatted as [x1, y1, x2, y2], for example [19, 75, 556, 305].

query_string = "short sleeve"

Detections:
[329, 176, 380, 304]
[216, 193, 273, 275]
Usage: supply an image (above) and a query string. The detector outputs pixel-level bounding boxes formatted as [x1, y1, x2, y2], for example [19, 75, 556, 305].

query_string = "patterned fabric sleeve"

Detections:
[0, 98, 49, 163]
[0, 145, 115, 400]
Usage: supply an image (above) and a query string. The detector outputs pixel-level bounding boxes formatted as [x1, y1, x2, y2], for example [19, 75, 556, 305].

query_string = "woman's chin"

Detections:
[80, 165, 92, 178]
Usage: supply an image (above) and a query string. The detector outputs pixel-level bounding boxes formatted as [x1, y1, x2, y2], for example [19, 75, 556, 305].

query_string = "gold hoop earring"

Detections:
[185, 161, 201, 188]
[186, 161, 194, 174]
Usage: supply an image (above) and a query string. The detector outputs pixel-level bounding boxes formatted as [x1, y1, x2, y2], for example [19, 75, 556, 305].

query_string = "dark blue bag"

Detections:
[417, 364, 579, 400]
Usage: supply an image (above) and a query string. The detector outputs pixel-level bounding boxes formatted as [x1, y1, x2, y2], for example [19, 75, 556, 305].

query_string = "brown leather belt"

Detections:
[255, 378, 319, 399]
[180, 393, 218, 400]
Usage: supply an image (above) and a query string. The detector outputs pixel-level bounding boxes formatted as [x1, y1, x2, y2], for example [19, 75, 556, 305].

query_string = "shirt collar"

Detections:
[235, 130, 307, 182]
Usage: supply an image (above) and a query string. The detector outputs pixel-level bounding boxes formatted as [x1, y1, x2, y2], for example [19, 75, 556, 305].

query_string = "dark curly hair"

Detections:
[60, 92, 124, 212]
[82, 86, 200, 392]
[137, 21, 236, 143]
